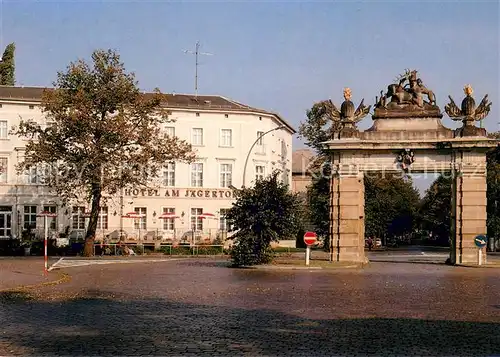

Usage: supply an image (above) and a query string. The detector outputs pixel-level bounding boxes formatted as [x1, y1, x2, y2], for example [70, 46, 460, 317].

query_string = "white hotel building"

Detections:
[0, 87, 295, 242]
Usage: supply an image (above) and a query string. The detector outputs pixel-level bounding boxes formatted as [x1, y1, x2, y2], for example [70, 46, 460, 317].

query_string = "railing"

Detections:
[92, 227, 230, 244]
[27, 227, 231, 244]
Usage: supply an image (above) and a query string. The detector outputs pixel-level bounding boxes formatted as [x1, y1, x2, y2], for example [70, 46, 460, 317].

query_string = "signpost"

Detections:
[303, 231, 317, 266]
[475, 234, 488, 266]
[37, 210, 58, 275]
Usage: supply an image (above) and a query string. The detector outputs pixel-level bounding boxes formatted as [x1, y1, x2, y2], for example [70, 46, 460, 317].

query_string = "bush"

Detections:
[0, 239, 22, 256]
[295, 228, 307, 249]
[160, 245, 191, 255]
[195, 246, 224, 255]
[230, 234, 274, 266]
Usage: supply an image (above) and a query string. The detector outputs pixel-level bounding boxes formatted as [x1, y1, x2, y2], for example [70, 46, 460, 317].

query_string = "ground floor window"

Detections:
[134, 207, 147, 230]
[97, 206, 108, 230]
[42, 205, 57, 230]
[219, 208, 230, 231]
[191, 208, 203, 231]
[72, 206, 86, 230]
[162, 207, 175, 230]
[0, 206, 12, 238]
[23, 205, 37, 229]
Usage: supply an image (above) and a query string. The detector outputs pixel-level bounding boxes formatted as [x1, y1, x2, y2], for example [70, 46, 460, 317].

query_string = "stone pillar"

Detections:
[452, 151, 488, 265]
[329, 163, 366, 263]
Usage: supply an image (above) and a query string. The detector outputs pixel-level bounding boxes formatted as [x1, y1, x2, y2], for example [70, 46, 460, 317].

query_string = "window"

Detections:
[256, 131, 265, 154]
[0, 121, 7, 139]
[162, 207, 175, 230]
[195, 112, 200, 117]
[42, 205, 57, 230]
[191, 208, 203, 231]
[163, 163, 175, 186]
[192, 128, 203, 146]
[23, 205, 37, 229]
[0, 158, 7, 183]
[97, 206, 108, 230]
[164, 126, 175, 138]
[26, 166, 38, 184]
[224, 114, 229, 118]
[29, 105, 34, 110]
[256, 131, 264, 146]
[255, 165, 265, 181]
[220, 129, 232, 147]
[220, 163, 232, 188]
[134, 207, 147, 230]
[72, 206, 86, 230]
[39, 164, 53, 185]
[191, 163, 203, 187]
[219, 208, 230, 231]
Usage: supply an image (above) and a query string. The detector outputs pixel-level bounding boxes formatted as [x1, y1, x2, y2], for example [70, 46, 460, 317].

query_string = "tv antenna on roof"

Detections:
[183, 41, 213, 98]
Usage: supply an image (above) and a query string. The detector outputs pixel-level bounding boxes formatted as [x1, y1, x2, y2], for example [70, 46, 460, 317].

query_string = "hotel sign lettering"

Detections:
[123, 188, 236, 199]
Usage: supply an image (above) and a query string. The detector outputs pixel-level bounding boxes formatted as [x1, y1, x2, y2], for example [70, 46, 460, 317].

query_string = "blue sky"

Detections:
[2, 0, 499, 192]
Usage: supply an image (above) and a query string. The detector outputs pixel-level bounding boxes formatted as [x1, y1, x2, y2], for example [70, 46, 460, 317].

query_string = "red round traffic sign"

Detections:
[303, 231, 317, 246]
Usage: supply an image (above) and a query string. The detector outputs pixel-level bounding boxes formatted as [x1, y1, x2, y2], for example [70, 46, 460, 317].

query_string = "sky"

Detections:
[1, 0, 499, 193]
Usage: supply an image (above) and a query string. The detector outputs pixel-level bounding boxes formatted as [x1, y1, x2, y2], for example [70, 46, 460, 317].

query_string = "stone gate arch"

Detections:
[323, 72, 498, 266]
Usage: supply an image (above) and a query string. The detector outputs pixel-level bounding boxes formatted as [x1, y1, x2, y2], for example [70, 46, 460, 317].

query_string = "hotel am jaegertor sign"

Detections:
[123, 187, 236, 199]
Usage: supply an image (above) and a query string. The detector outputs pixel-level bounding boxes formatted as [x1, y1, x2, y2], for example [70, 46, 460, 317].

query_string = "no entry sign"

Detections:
[303, 231, 317, 246]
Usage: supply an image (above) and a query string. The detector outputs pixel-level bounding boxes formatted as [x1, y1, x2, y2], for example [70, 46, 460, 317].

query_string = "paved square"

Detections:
[1, 258, 500, 356]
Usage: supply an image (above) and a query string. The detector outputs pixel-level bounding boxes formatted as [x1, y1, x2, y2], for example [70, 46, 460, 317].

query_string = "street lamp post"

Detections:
[242, 125, 285, 188]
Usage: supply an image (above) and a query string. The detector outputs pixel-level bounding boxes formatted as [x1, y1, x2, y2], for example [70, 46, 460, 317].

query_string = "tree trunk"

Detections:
[82, 183, 102, 257]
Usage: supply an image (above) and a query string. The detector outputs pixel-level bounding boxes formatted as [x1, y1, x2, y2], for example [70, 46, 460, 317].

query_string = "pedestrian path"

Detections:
[48, 257, 184, 271]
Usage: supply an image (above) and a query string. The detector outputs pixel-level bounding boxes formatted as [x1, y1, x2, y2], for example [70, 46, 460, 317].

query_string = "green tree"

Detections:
[226, 171, 304, 266]
[298, 100, 342, 157]
[418, 175, 452, 246]
[487, 132, 500, 249]
[298, 100, 342, 249]
[0, 43, 15, 86]
[306, 174, 330, 239]
[365, 174, 421, 241]
[13, 49, 195, 256]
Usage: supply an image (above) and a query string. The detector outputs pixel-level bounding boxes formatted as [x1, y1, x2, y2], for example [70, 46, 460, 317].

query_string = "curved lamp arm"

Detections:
[242, 125, 285, 188]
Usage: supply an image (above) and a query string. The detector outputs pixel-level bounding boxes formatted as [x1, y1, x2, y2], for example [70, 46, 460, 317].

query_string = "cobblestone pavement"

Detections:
[0, 257, 62, 290]
[1, 259, 500, 356]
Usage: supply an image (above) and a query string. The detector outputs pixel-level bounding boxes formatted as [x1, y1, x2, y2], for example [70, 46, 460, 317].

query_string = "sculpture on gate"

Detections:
[396, 149, 415, 172]
[374, 69, 441, 118]
[328, 87, 371, 138]
[445, 84, 492, 137]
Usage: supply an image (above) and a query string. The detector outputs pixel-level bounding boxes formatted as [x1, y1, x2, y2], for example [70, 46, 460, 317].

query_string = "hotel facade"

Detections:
[0, 87, 295, 243]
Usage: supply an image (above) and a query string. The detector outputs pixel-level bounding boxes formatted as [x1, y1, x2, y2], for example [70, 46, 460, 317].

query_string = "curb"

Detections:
[241, 263, 364, 270]
[456, 264, 500, 269]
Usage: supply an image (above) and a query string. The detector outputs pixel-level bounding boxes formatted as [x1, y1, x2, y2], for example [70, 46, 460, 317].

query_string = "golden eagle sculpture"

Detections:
[327, 88, 371, 123]
[327, 88, 371, 139]
[445, 84, 492, 125]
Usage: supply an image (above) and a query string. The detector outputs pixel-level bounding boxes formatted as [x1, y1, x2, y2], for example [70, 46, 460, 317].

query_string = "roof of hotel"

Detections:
[0, 86, 296, 133]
